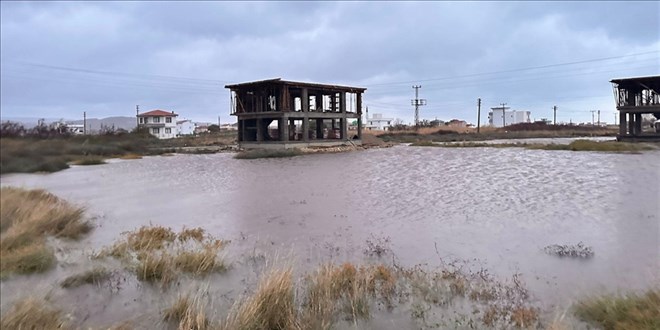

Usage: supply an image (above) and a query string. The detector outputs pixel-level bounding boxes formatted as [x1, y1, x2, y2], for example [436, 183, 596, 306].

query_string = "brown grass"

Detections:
[135, 252, 175, 286]
[0, 187, 91, 277]
[119, 153, 143, 160]
[60, 267, 111, 288]
[178, 227, 206, 242]
[574, 289, 660, 330]
[70, 156, 106, 165]
[223, 267, 298, 330]
[174, 244, 227, 275]
[0, 297, 68, 329]
[164, 294, 209, 330]
[126, 225, 176, 251]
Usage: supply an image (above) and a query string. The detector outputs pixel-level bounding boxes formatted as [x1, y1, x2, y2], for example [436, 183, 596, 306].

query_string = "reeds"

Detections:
[0, 187, 91, 277]
[574, 289, 660, 330]
[0, 298, 67, 330]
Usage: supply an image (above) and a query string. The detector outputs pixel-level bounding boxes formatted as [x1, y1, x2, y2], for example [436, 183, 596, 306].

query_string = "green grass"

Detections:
[574, 289, 660, 330]
[234, 148, 303, 159]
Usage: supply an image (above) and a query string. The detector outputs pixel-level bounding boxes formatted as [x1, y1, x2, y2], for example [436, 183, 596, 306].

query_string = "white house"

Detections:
[488, 107, 531, 128]
[137, 109, 178, 139]
[365, 113, 394, 131]
[176, 119, 195, 136]
[66, 124, 85, 135]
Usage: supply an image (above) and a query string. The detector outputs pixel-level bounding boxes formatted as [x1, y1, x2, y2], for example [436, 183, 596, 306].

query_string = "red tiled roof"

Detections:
[137, 109, 178, 117]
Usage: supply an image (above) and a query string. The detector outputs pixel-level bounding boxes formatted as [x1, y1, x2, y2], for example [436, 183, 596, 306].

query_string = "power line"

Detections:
[411, 85, 426, 127]
[368, 50, 659, 86]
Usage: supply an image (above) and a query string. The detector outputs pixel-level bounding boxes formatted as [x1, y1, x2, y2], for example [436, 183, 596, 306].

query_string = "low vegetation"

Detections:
[71, 156, 106, 165]
[0, 187, 91, 277]
[411, 139, 657, 153]
[60, 267, 111, 288]
[574, 290, 660, 330]
[95, 225, 228, 286]
[234, 148, 303, 159]
[380, 123, 618, 144]
[164, 294, 209, 330]
[0, 297, 67, 329]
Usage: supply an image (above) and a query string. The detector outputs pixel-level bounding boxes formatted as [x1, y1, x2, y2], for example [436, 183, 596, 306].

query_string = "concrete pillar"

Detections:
[280, 118, 289, 142]
[316, 119, 323, 139]
[341, 117, 348, 140]
[356, 93, 363, 117]
[628, 113, 635, 135]
[289, 118, 296, 140]
[619, 112, 626, 136]
[302, 88, 309, 112]
[256, 118, 263, 141]
[340, 92, 346, 113]
[238, 120, 243, 142]
[302, 117, 309, 142]
[357, 117, 362, 139]
[635, 113, 642, 135]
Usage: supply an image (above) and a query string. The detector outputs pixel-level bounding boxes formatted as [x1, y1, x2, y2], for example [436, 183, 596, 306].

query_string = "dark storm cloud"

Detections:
[1, 1, 658, 124]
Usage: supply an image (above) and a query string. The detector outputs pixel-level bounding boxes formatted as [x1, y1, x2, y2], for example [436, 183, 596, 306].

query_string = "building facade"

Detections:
[611, 75, 660, 141]
[137, 109, 178, 139]
[365, 113, 393, 131]
[226, 78, 365, 149]
[176, 120, 195, 136]
[488, 107, 531, 127]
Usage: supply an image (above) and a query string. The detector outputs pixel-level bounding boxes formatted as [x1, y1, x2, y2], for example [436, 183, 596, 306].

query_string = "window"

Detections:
[139, 117, 144, 124]
[152, 128, 160, 134]
[154, 117, 160, 123]
[165, 128, 171, 134]
[166, 117, 172, 123]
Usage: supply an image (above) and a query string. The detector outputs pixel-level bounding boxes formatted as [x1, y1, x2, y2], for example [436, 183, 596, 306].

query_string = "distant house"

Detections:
[220, 123, 238, 131]
[446, 119, 467, 127]
[137, 109, 178, 139]
[67, 124, 85, 135]
[365, 113, 394, 131]
[176, 119, 195, 136]
[488, 107, 531, 127]
[194, 124, 209, 135]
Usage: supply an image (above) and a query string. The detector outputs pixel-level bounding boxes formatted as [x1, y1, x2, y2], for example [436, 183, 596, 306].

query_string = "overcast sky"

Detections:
[1, 1, 658, 125]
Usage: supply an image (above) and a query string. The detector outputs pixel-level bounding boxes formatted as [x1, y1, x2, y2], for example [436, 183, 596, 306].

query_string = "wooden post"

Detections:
[302, 88, 309, 112]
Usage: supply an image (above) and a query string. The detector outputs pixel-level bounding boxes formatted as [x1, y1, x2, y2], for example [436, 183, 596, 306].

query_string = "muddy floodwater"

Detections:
[1, 144, 659, 327]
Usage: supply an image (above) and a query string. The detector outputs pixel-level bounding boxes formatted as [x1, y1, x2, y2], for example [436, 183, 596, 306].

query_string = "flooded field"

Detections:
[1, 145, 659, 328]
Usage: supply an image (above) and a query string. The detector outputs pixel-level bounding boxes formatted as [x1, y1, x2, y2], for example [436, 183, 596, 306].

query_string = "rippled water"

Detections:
[1, 145, 659, 317]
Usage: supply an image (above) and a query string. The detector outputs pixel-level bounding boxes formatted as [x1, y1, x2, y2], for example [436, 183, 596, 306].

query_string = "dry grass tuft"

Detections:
[164, 294, 209, 330]
[126, 225, 176, 251]
[0, 187, 91, 276]
[0, 242, 56, 276]
[174, 245, 227, 275]
[60, 267, 111, 288]
[0, 297, 67, 329]
[135, 252, 175, 286]
[178, 227, 206, 242]
[510, 306, 539, 328]
[224, 267, 298, 330]
[574, 289, 660, 330]
[71, 156, 106, 165]
[119, 153, 143, 160]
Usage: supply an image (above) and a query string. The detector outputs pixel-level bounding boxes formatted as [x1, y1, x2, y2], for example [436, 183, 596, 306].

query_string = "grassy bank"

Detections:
[0, 187, 91, 277]
[379, 124, 618, 144]
[411, 139, 657, 153]
[0, 132, 239, 175]
[575, 290, 659, 330]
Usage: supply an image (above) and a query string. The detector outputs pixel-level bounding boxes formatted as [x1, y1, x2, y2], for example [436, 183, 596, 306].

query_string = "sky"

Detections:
[1, 1, 658, 125]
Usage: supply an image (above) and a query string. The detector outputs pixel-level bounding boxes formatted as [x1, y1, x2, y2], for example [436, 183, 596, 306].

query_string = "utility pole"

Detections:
[477, 98, 481, 133]
[553, 105, 557, 125]
[136, 105, 139, 128]
[500, 103, 507, 127]
[614, 113, 617, 126]
[83, 111, 87, 135]
[411, 85, 426, 127]
[597, 110, 601, 126]
[590, 110, 596, 126]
